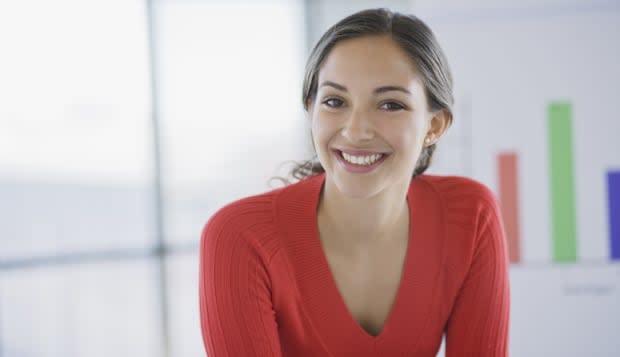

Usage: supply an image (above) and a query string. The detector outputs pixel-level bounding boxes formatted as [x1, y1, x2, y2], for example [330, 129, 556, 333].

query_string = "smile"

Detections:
[333, 149, 389, 173]
[342, 151, 383, 165]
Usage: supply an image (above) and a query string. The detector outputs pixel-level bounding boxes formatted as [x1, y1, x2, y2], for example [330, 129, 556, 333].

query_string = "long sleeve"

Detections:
[199, 206, 282, 357]
[445, 189, 511, 356]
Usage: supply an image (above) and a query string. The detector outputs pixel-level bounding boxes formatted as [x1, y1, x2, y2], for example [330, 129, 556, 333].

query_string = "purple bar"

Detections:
[609, 171, 620, 260]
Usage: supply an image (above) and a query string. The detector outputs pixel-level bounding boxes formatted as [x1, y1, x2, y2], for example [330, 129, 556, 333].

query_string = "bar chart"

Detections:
[496, 102, 620, 264]
[607, 171, 620, 260]
[421, 4, 620, 355]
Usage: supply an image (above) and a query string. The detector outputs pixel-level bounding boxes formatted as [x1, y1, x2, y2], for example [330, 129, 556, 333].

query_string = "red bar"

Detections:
[498, 152, 521, 263]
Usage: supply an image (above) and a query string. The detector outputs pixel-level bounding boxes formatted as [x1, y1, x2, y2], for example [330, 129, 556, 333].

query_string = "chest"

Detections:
[321, 238, 408, 336]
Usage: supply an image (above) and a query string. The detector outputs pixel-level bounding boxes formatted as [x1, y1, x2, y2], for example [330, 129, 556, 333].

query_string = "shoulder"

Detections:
[415, 174, 505, 251]
[200, 186, 284, 264]
[204, 188, 281, 234]
[416, 176, 508, 282]
[201, 175, 321, 262]
[415, 174, 500, 217]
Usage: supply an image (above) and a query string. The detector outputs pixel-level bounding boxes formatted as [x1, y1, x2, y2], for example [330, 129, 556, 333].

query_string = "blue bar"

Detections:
[609, 171, 620, 260]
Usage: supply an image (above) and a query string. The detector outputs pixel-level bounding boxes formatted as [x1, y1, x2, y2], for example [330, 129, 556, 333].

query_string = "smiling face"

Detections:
[307, 35, 446, 199]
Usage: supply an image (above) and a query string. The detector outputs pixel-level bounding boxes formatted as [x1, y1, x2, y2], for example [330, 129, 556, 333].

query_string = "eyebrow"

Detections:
[319, 80, 411, 95]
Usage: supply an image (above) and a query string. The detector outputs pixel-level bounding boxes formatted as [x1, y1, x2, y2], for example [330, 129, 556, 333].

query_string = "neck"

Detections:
[317, 176, 410, 247]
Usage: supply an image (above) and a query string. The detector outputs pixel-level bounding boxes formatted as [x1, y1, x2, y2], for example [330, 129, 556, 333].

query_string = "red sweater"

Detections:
[199, 173, 510, 356]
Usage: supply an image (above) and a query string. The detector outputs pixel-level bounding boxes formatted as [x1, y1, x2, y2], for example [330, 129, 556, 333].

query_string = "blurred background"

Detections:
[0, 0, 618, 356]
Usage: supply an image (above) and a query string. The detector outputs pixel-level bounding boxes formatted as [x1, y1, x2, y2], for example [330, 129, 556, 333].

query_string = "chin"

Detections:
[330, 172, 386, 200]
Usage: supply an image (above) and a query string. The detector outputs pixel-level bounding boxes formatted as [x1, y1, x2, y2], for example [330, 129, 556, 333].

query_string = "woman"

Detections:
[199, 8, 510, 356]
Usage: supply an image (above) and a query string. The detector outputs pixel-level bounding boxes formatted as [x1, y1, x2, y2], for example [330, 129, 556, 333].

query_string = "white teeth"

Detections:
[342, 152, 383, 166]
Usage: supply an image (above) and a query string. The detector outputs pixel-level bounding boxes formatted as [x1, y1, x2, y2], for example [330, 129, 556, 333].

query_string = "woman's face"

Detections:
[308, 35, 444, 199]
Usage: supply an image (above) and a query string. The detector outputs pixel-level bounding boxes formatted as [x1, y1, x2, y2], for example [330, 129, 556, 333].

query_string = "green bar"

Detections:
[548, 102, 578, 262]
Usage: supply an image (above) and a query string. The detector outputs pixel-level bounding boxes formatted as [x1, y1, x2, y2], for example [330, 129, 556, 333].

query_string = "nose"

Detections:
[341, 108, 374, 142]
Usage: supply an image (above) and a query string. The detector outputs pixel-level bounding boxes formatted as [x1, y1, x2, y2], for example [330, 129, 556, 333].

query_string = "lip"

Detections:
[332, 149, 389, 174]
[337, 147, 387, 156]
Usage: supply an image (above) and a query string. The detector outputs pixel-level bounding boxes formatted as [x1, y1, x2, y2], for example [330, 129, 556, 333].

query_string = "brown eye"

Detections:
[322, 98, 344, 108]
[380, 101, 405, 111]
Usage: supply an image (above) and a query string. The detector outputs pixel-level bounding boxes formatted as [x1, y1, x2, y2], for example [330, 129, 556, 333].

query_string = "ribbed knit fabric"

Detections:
[199, 173, 510, 356]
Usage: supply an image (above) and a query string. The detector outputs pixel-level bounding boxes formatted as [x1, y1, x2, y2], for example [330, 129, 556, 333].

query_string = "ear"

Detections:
[424, 110, 452, 147]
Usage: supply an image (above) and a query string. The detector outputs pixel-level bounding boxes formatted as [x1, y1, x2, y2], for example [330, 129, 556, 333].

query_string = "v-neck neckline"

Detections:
[276, 174, 446, 354]
[315, 183, 413, 341]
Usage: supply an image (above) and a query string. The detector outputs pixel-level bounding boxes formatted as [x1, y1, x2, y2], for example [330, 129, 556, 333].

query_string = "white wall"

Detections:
[413, 0, 620, 355]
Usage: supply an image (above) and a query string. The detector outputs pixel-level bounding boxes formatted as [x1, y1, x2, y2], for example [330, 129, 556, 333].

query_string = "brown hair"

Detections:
[287, 8, 453, 183]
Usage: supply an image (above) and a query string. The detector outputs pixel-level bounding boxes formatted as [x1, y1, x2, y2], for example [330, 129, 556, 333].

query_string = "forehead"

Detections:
[318, 35, 423, 90]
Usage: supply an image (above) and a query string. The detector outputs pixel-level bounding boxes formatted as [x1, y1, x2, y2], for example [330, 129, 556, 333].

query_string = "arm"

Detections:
[199, 212, 282, 357]
[445, 197, 511, 356]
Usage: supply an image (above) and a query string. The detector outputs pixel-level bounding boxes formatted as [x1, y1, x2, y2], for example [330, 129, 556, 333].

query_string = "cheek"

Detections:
[310, 121, 330, 160]
[389, 123, 426, 157]
[388, 126, 417, 147]
[310, 120, 322, 147]
[311, 118, 335, 146]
